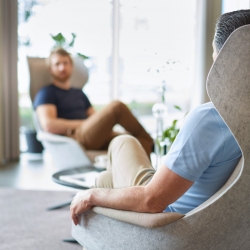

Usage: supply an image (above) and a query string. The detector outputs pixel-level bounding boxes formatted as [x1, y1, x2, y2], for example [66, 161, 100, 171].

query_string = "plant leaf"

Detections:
[69, 33, 76, 47]
[174, 105, 181, 111]
[50, 33, 66, 47]
[172, 119, 178, 127]
[77, 52, 89, 60]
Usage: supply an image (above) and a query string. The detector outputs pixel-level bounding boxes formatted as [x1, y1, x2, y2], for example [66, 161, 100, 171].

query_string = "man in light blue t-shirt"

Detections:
[164, 102, 241, 213]
[70, 10, 247, 224]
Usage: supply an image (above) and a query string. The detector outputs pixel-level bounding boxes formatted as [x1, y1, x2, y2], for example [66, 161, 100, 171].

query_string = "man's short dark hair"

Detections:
[214, 9, 250, 52]
[47, 47, 73, 67]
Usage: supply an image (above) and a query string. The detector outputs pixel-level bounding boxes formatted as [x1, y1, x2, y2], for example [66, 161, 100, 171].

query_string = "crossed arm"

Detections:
[70, 164, 193, 225]
[36, 104, 95, 134]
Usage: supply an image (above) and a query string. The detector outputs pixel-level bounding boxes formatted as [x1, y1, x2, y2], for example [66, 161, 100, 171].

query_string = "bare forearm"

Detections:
[91, 184, 171, 214]
[70, 186, 166, 225]
[42, 118, 83, 134]
[36, 105, 85, 134]
[91, 187, 151, 212]
[70, 166, 194, 225]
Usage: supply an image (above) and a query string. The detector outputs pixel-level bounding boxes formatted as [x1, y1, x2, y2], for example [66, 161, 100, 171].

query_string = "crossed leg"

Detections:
[95, 135, 156, 189]
[73, 101, 154, 157]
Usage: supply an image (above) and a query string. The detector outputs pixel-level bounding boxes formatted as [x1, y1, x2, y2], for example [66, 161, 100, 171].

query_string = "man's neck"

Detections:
[52, 79, 71, 90]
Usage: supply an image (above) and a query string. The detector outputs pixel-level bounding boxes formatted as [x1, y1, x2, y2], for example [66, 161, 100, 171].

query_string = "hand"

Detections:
[70, 190, 93, 225]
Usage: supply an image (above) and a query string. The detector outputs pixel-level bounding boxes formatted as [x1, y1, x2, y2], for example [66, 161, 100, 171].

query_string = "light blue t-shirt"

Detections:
[164, 102, 242, 214]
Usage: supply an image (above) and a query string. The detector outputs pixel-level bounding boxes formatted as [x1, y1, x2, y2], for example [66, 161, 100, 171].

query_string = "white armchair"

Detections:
[27, 56, 105, 170]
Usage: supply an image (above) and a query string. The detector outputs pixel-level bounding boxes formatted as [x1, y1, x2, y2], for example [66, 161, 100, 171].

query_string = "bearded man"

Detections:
[33, 48, 153, 156]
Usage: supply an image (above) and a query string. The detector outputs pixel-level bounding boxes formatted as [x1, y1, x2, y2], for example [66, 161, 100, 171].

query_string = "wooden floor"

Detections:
[0, 152, 80, 192]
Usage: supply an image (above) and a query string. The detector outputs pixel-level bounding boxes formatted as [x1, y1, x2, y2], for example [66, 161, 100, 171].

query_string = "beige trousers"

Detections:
[95, 135, 156, 189]
[72, 101, 153, 157]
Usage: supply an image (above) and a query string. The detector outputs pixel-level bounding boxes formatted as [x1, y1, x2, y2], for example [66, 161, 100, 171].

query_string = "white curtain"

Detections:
[0, 0, 19, 163]
[190, 0, 222, 109]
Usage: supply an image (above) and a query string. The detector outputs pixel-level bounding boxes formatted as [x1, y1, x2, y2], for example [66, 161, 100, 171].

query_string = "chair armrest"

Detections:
[92, 207, 184, 228]
[37, 131, 76, 144]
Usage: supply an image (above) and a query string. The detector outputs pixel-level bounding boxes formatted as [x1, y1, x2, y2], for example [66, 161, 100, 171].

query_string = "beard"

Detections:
[51, 71, 71, 83]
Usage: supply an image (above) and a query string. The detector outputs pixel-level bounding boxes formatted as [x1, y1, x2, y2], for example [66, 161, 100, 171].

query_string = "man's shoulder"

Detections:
[34, 84, 56, 108]
[195, 102, 225, 123]
[37, 84, 55, 94]
[39, 83, 55, 91]
[70, 87, 89, 99]
[185, 102, 230, 141]
[192, 102, 215, 114]
[70, 87, 83, 93]
[178, 102, 225, 141]
[186, 102, 216, 123]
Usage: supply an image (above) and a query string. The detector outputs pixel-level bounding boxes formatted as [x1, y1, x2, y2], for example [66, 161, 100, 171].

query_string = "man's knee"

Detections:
[108, 100, 127, 112]
[110, 134, 139, 150]
[95, 171, 113, 189]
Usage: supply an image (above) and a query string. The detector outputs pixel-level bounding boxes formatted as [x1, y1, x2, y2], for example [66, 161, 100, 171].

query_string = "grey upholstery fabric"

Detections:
[72, 25, 250, 250]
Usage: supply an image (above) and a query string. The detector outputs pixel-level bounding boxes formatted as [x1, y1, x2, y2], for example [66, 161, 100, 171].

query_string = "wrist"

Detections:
[65, 128, 73, 136]
[88, 189, 96, 207]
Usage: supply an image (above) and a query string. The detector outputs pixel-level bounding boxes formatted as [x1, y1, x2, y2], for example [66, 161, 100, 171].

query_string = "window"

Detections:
[18, 0, 198, 138]
[118, 0, 197, 131]
[18, 0, 113, 129]
[222, 0, 250, 13]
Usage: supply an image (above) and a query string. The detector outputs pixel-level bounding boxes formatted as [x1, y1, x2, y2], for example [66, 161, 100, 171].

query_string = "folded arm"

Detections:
[70, 165, 193, 225]
[36, 104, 94, 135]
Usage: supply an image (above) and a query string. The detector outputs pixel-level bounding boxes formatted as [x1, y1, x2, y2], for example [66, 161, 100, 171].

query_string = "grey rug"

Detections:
[0, 188, 82, 250]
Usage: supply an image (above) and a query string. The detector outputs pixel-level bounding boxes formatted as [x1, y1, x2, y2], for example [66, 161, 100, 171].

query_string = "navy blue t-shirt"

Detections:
[33, 84, 92, 119]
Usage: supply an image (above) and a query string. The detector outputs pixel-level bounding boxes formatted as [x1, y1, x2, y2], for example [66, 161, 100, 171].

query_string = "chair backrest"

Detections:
[27, 56, 89, 102]
[178, 24, 250, 246]
[184, 24, 250, 217]
[206, 24, 250, 199]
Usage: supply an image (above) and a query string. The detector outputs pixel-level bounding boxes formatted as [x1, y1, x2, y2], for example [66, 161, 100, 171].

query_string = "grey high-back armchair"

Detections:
[72, 25, 250, 250]
[27, 56, 105, 170]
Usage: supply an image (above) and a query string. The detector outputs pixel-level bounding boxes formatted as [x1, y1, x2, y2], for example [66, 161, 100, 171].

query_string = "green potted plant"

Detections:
[162, 105, 182, 152]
